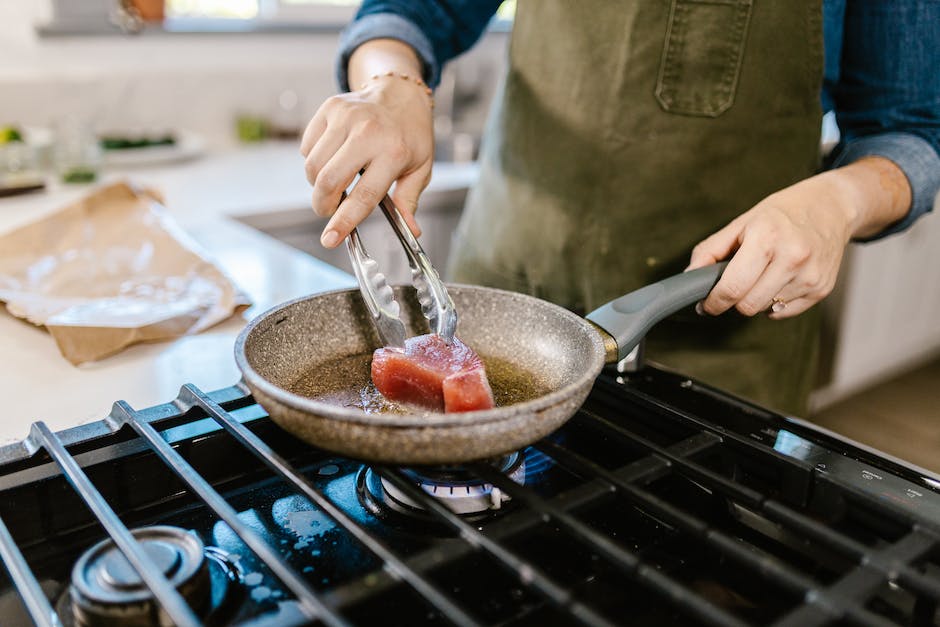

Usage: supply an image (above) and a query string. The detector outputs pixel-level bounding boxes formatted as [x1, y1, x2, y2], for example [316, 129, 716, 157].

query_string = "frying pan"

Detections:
[234, 263, 725, 464]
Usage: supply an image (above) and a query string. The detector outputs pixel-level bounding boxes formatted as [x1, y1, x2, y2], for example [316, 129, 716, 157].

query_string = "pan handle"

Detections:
[585, 262, 727, 363]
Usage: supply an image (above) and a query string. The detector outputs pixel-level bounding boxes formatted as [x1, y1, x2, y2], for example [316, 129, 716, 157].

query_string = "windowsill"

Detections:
[36, 18, 348, 38]
[37, 16, 513, 38]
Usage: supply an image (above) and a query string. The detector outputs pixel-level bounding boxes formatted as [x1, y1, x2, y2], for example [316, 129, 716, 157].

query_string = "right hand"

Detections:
[301, 73, 434, 248]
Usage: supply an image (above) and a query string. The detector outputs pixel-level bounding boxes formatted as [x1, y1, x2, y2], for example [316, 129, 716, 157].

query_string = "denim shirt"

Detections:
[337, 0, 940, 240]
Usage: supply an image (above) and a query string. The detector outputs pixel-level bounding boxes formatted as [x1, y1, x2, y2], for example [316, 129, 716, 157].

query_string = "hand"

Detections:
[687, 157, 911, 319]
[301, 40, 434, 248]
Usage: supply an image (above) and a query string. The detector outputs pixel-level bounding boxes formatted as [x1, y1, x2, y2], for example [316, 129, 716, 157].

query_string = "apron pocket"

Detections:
[656, 0, 753, 117]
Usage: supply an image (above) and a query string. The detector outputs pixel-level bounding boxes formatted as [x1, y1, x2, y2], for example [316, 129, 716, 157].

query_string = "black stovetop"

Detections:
[1, 365, 939, 626]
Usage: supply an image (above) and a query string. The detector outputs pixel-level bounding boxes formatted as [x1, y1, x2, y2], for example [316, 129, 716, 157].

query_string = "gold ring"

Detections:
[771, 298, 787, 313]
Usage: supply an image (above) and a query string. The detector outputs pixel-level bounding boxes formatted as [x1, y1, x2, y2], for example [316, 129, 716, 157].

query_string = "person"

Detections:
[300, 0, 940, 415]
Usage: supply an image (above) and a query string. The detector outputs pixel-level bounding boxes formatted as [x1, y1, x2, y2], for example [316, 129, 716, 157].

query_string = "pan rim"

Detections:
[234, 284, 607, 428]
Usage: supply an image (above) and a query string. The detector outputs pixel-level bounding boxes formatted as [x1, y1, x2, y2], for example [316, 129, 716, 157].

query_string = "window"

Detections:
[41, 0, 512, 36]
[165, 0, 359, 26]
[41, 0, 360, 36]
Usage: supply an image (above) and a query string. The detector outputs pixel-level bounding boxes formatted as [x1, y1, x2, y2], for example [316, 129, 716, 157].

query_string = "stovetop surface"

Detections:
[1, 366, 939, 626]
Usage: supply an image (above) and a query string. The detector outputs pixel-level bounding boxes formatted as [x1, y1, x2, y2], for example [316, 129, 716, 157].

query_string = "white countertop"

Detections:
[0, 143, 476, 443]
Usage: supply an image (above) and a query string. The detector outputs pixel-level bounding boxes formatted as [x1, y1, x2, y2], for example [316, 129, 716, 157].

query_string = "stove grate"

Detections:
[29, 420, 203, 627]
[376, 466, 617, 627]
[170, 384, 478, 627]
[1, 374, 939, 626]
[540, 412, 938, 627]
[109, 395, 350, 627]
[580, 399, 940, 610]
[0, 515, 60, 627]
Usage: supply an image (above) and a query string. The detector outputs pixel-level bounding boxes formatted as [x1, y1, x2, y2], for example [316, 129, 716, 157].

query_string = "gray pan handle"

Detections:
[585, 262, 727, 362]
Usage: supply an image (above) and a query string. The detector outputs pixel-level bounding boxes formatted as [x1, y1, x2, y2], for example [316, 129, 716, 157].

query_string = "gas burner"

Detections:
[65, 526, 242, 627]
[358, 452, 526, 520]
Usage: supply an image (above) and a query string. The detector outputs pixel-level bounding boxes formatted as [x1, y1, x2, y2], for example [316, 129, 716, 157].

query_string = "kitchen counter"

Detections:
[0, 143, 478, 442]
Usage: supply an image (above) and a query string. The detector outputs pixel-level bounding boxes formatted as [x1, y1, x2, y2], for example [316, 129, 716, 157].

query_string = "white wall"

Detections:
[812, 210, 940, 410]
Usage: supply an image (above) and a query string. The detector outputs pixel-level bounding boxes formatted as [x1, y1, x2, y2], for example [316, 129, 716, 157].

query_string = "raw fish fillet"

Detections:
[371, 334, 495, 412]
[442, 368, 495, 413]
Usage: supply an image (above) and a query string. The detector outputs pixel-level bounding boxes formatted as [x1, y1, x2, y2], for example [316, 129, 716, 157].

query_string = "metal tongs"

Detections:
[344, 192, 457, 348]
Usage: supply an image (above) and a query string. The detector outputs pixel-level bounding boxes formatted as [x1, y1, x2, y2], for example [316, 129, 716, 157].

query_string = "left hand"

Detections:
[687, 167, 870, 319]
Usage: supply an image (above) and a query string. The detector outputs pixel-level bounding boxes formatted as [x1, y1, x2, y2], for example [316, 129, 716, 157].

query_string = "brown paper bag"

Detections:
[0, 182, 250, 364]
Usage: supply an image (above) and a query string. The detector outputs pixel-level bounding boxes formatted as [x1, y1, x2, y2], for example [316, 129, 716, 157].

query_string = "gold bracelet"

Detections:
[359, 71, 434, 109]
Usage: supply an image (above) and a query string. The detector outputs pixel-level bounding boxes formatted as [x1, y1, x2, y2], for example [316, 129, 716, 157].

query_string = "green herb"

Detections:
[236, 116, 268, 143]
[0, 126, 23, 144]
[62, 167, 98, 183]
[100, 135, 176, 150]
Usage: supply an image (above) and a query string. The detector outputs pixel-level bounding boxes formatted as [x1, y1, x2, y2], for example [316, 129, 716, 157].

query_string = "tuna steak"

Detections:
[371, 334, 495, 412]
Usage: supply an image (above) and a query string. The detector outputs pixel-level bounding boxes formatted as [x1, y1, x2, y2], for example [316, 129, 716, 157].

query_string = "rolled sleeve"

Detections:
[826, 0, 940, 241]
[335, 13, 439, 91]
[334, 1, 501, 92]
[830, 133, 940, 241]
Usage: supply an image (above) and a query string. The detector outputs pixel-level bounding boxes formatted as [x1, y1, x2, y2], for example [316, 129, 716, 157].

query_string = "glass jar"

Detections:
[55, 119, 102, 184]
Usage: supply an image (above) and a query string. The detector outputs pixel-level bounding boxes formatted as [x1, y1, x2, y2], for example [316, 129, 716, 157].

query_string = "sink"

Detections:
[234, 162, 477, 284]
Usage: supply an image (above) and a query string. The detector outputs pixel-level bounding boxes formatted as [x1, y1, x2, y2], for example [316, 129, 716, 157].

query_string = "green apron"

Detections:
[447, 0, 825, 415]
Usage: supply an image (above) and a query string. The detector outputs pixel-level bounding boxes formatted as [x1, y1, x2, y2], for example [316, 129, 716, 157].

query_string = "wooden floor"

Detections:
[810, 358, 940, 474]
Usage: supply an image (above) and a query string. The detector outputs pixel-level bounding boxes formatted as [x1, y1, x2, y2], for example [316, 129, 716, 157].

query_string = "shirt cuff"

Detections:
[829, 132, 940, 241]
[335, 12, 440, 92]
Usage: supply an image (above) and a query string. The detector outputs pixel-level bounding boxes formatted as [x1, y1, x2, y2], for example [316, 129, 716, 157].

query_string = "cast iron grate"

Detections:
[0, 371, 938, 626]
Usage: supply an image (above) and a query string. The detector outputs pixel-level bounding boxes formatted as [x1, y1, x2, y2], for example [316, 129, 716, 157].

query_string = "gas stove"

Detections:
[1, 365, 939, 626]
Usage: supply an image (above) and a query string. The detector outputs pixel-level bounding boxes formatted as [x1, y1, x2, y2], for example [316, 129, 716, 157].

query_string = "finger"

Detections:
[299, 109, 328, 156]
[731, 257, 800, 316]
[686, 218, 743, 271]
[767, 296, 816, 320]
[701, 234, 773, 315]
[303, 127, 347, 188]
[320, 160, 399, 248]
[309, 142, 369, 221]
[390, 163, 432, 237]
[398, 203, 422, 239]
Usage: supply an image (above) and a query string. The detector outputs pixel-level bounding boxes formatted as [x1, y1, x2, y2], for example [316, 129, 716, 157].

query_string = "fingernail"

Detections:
[321, 230, 340, 248]
[695, 301, 706, 316]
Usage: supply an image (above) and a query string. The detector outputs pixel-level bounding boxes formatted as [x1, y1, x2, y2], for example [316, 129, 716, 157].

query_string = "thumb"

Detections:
[686, 221, 742, 271]
[390, 165, 431, 238]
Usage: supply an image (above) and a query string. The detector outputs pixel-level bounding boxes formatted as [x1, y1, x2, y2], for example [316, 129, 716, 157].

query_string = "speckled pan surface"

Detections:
[235, 285, 606, 464]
